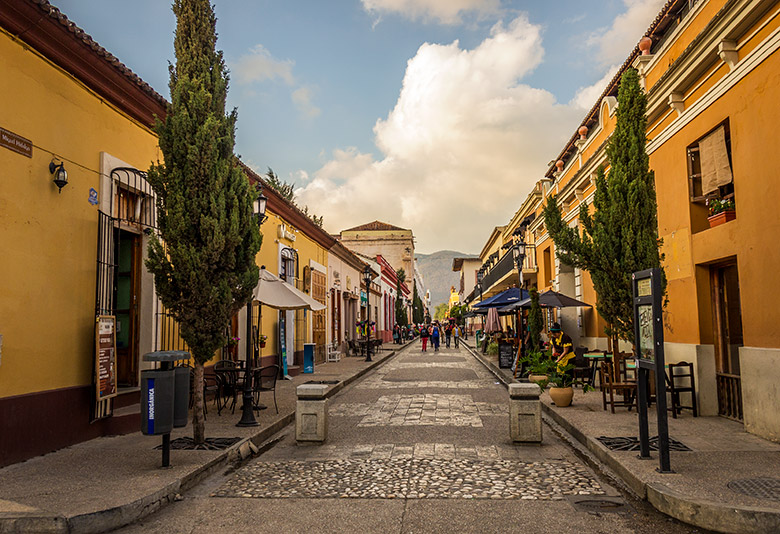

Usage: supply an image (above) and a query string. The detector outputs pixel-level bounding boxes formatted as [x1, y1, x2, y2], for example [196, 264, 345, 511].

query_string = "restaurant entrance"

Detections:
[115, 228, 141, 387]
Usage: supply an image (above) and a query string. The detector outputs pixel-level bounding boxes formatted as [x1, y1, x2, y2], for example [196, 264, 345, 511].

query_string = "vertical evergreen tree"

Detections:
[412, 282, 425, 324]
[528, 286, 543, 352]
[543, 68, 663, 348]
[395, 269, 409, 326]
[146, 0, 261, 443]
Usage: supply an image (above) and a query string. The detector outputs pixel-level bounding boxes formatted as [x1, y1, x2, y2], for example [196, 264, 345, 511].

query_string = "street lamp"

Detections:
[363, 265, 374, 362]
[237, 185, 268, 427]
[512, 225, 528, 356]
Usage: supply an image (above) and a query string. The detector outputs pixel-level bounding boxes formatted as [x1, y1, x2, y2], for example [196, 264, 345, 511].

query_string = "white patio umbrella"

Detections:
[252, 268, 325, 311]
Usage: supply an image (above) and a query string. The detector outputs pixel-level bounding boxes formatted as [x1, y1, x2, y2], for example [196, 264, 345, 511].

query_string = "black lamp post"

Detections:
[363, 265, 374, 362]
[237, 186, 268, 427]
[512, 226, 527, 355]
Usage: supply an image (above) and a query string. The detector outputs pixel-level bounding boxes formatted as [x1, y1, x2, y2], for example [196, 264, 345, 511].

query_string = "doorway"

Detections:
[711, 261, 744, 420]
[115, 229, 141, 387]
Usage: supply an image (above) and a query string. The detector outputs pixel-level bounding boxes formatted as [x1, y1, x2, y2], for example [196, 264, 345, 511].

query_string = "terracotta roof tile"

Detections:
[342, 221, 410, 233]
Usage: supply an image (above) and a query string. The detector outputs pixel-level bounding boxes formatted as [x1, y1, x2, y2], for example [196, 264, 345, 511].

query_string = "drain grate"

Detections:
[727, 478, 780, 501]
[596, 436, 691, 452]
[156, 437, 242, 451]
[569, 496, 629, 513]
[305, 380, 340, 385]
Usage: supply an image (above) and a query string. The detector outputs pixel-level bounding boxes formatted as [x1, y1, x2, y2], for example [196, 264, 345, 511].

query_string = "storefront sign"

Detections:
[360, 290, 367, 305]
[0, 126, 32, 158]
[95, 315, 118, 400]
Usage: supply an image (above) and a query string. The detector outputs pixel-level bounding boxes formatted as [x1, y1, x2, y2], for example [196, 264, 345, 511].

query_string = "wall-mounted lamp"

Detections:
[49, 161, 68, 193]
[253, 185, 268, 225]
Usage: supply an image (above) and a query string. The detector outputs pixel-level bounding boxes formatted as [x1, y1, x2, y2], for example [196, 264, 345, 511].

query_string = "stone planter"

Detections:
[708, 210, 736, 228]
[549, 386, 574, 407]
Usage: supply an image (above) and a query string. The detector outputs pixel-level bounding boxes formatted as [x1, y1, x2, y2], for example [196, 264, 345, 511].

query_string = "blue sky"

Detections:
[54, 0, 665, 253]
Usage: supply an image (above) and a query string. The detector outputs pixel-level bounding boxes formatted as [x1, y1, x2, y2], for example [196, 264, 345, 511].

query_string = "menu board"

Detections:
[498, 341, 515, 369]
[95, 315, 118, 400]
[637, 304, 654, 361]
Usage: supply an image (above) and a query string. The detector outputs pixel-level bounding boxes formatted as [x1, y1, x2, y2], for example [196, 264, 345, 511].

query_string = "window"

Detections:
[687, 121, 734, 204]
[687, 121, 735, 232]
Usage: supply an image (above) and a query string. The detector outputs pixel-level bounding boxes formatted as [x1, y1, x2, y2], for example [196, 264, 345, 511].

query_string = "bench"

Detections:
[327, 342, 341, 362]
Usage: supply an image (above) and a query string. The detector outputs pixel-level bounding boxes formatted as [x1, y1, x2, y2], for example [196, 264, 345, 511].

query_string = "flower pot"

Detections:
[259, 342, 267, 349]
[549, 386, 574, 407]
[708, 210, 736, 228]
[528, 374, 548, 385]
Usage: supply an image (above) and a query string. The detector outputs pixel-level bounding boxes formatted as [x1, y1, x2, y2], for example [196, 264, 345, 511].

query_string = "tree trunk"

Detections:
[192, 362, 206, 444]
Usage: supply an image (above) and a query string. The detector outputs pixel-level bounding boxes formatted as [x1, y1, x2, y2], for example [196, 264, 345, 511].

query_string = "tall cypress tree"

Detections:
[412, 281, 424, 324]
[146, 0, 261, 443]
[543, 68, 663, 347]
[528, 286, 543, 352]
[395, 269, 409, 326]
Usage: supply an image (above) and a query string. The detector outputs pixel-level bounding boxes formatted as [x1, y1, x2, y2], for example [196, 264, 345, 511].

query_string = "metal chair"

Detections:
[253, 364, 280, 414]
[572, 347, 593, 387]
[214, 360, 241, 414]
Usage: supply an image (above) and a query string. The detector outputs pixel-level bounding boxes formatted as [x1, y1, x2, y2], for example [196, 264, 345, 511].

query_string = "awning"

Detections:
[252, 268, 326, 311]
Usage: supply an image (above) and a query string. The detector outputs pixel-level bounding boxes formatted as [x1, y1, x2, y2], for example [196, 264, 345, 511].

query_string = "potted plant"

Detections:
[707, 197, 736, 228]
[537, 363, 594, 407]
[259, 334, 267, 349]
[521, 350, 554, 384]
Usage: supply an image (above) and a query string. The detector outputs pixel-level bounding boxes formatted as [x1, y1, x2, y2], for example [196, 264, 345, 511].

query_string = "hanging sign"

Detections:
[95, 315, 118, 400]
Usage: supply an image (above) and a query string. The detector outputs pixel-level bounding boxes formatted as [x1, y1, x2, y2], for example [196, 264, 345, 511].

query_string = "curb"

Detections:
[464, 340, 780, 534]
[0, 346, 404, 534]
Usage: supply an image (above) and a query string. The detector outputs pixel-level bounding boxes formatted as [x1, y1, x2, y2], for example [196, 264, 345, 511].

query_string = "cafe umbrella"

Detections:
[498, 289, 592, 313]
[485, 307, 502, 333]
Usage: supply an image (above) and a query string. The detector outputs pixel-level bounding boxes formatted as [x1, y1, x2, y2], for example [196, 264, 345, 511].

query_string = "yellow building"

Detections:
[488, 0, 780, 441]
[0, 2, 167, 465]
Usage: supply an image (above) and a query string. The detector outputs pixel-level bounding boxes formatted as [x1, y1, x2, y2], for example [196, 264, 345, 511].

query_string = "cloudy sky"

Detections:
[55, 0, 665, 254]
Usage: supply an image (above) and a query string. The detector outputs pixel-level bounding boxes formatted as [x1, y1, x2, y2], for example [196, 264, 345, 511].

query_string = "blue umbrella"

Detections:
[473, 287, 529, 309]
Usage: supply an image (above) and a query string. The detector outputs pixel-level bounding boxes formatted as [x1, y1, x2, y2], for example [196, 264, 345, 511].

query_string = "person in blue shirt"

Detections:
[431, 322, 441, 352]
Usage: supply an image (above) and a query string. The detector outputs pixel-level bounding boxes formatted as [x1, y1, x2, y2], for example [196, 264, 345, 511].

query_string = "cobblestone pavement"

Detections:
[329, 394, 507, 426]
[212, 457, 604, 500]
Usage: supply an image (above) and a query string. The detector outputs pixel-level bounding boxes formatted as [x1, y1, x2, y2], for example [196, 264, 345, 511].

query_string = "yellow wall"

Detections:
[0, 32, 159, 397]
[652, 49, 780, 348]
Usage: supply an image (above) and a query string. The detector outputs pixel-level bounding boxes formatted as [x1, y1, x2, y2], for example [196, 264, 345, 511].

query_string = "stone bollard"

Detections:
[296, 384, 329, 443]
[509, 382, 542, 443]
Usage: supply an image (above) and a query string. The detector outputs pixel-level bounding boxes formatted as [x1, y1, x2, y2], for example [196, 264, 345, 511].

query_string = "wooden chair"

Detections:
[666, 361, 698, 418]
[253, 364, 280, 414]
[599, 352, 637, 413]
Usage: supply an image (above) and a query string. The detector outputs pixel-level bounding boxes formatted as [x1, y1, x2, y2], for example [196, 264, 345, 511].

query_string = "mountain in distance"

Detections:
[416, 250, 478, 310]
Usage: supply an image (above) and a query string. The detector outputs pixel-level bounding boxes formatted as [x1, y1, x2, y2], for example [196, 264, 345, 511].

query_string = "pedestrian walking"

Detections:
[420, 324, 430, 352]
[431, 322, 441, 352]
[445, 322, 452, 348]
[453, 324, 460, 348]
[393, 324, 400, 344]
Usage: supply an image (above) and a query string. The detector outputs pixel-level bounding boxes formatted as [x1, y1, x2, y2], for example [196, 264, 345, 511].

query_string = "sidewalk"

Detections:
[465, 341, 780, 534]
[0, 345, 404, 534]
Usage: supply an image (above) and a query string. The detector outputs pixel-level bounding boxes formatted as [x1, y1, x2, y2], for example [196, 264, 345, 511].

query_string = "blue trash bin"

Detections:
[303, 343, 315, 373]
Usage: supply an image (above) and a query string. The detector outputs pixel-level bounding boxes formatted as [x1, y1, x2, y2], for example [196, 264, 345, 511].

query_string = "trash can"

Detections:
[303, 343, 315, 374]
[173, 366, 190, 428]
[141, 368, 175, 436]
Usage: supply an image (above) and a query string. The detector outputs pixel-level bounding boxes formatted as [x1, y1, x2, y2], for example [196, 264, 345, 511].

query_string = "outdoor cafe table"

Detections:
[583, 352, 610, 386]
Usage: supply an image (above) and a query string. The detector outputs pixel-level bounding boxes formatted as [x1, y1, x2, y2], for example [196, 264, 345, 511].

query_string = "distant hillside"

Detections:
[416, 250, 478, 309]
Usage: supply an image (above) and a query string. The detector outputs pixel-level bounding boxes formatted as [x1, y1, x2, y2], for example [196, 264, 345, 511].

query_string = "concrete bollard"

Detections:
[296, 384, 329, 443]
[509, 382, 542, 443]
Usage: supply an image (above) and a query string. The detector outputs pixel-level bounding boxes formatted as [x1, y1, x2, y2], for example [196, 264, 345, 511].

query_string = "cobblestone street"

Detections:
[116, 342, 707, 533]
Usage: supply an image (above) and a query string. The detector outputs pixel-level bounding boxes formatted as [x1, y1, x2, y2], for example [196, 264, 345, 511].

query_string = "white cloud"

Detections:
[588, 0, 666, 66]
[291, 86, 321, 118]
[361, 0, 500, 25]
[233, 44, 295, 85]
[570, 64, 619, 110]
[296, 16, 585, 253]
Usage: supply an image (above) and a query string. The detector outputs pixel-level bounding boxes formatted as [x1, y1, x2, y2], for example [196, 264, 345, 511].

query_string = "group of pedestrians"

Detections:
[418, 321, 462, 352]
[392, 324, 413, 344]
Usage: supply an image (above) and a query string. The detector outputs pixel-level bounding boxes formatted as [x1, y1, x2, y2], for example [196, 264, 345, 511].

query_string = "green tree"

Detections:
[434, 303, 449, 320]
[528, 286, 543, 351]
[412, 282, 425, 323]
[265, 168, 323, 227]
[146, 0, 261, 444]
[395, 269, 409, 326]
[543, 68, 664, 349]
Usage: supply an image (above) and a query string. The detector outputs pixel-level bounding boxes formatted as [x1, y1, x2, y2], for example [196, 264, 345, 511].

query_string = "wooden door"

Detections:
[711, 262, 744, 420]
[115, 229, 141, 387]
[312, 270, 327, 362]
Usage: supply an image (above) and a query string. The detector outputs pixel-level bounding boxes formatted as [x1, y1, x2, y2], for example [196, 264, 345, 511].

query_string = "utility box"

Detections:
[303, 343, 315, 373]
[173, 366, 190, 428]
[141, 369, 175, 436]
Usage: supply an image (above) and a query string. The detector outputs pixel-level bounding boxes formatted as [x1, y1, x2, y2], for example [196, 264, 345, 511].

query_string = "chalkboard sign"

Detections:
[498, 341, 515, 369]
[95, 315, 117, 400]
